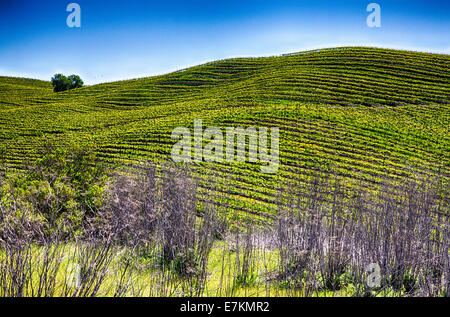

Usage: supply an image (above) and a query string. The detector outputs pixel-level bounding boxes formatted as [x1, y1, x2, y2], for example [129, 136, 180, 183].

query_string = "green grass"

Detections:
[0, 47, 449, 223]
[1, 241, 409, 297]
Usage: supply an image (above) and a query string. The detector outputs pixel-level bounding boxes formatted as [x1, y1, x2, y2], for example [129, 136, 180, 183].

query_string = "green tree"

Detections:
[68, 74, 84, 89]
[51, 73, 70, 92]
[51, 73, 84, 92]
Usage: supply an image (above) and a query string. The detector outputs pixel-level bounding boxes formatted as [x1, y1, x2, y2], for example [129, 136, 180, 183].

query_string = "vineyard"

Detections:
[0, 47, 449, 224]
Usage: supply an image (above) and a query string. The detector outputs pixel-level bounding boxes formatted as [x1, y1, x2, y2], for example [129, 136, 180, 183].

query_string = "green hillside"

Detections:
[0, 47, 449, 222]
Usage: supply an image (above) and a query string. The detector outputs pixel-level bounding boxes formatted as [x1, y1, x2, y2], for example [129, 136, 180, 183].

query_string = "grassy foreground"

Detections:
[0, 160, 448, 297]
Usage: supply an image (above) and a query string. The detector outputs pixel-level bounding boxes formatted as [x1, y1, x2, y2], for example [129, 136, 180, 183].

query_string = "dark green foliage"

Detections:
[67, 74, 84, 89]
[51, 73, 83, 92]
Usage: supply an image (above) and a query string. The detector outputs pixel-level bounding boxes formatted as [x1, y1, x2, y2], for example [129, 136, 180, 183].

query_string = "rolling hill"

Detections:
[0, 47, 449, 223]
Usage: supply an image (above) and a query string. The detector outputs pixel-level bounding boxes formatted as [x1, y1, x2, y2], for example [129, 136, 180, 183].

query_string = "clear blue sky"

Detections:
[0, 0, 449, 84]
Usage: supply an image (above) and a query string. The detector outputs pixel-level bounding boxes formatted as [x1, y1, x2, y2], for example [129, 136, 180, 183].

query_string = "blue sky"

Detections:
[0, 0, 449, 84]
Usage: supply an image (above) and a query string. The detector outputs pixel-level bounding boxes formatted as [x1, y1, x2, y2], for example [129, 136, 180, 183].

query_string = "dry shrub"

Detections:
[276, 169, 449, 296]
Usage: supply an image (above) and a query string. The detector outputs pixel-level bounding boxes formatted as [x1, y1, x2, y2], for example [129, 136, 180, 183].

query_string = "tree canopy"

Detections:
[51, 74, 84, 92]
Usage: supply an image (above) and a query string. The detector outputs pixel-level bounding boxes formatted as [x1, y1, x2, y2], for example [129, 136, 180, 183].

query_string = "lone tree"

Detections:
[51, 74, 84, 92]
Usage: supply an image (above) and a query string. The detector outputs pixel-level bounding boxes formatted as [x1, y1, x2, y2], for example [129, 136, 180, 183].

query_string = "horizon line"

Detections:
[1, 44, 449, 86]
